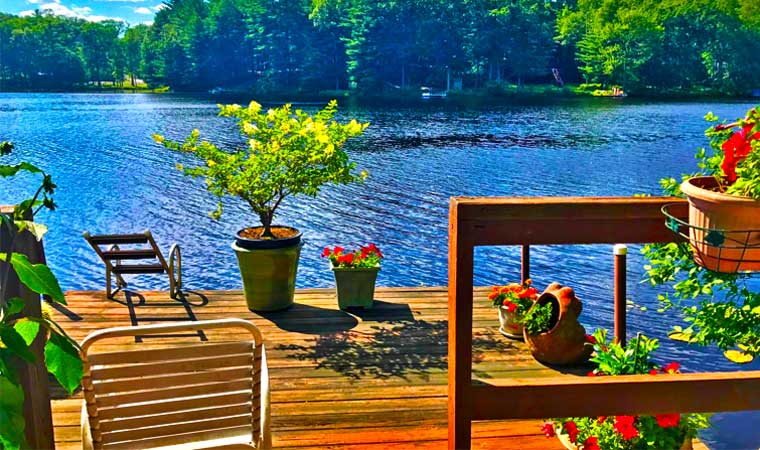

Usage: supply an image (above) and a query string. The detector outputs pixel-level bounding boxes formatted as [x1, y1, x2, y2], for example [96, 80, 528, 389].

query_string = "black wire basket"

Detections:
[661, 203, 760, 273]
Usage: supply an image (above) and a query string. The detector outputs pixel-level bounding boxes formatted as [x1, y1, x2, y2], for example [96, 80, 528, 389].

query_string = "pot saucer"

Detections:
[499, 326, 524, 340]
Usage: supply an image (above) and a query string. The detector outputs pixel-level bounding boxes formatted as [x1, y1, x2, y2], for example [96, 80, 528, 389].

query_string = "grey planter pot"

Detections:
[331, 265, 380, 309]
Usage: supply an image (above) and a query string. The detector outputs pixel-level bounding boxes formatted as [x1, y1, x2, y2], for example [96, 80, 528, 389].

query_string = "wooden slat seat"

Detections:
[112, 264, 166, 275]
[83, 230, 182, 299]
[80, 319, 271, 450]
[103, 249, 158, 260]
[86, 234, 150, 245]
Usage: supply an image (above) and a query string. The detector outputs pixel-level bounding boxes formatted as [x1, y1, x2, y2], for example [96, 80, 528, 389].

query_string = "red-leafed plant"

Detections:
[322, 244, 383, 268]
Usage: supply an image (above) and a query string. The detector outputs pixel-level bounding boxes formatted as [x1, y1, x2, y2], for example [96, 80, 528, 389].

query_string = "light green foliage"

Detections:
[587, 329, 658, 375]
[0, 143, 83, 450]
[155, 100, 368, 237]
[520, 301, 553, 334]
[642, 109, 760, 361]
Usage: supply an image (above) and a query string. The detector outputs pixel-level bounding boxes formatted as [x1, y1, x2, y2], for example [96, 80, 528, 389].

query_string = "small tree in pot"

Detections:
[154, 100, 369, 310]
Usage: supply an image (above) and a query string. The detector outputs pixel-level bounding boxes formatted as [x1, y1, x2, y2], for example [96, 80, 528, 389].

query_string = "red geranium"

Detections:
[662, 362, 680, 374]
[563, 421, 579, 443]
[655, 414, 680, 428]
[504, 301, 518, 313]
[721, 123, 760, 183]
[323, 244, 383, 268]
[583, 436, 600, 450]
[613, 416, 638, 440]
[541, 422, 555, 438]
[488, 280, 539, 314]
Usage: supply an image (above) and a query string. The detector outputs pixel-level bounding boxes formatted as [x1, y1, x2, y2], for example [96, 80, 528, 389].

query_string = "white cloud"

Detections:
[134, 6, 151, 14]
[152, 3, 167, 11]
[27, 0, 59, 4]
[142, 20, 153, 25]
[20, 2, 124, 22]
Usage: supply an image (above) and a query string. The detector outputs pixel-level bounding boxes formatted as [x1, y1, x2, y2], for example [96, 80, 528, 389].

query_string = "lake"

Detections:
[1, 93, 758, 449]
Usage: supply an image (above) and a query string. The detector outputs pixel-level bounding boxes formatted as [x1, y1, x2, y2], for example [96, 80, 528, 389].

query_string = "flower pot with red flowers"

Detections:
[522, 282, 592, 365]
[673, 107, 760, 273]
[154, 100, 368, 311]
[541, 329, 710, 450]
[488, 280, 539, 339]
[323, 244, 383, 310]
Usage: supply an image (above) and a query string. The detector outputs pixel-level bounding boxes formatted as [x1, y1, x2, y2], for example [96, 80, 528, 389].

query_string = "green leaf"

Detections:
[0, 324, 35, 363]
[0, 375, 26, 450]
[0, 253, 65, 304]
[44, 331, 82, 395]
[14, 220, 48, 241]
[5, 297, 25, 316]
[14, 320, 41, 346]
[723, 350, 754, 364]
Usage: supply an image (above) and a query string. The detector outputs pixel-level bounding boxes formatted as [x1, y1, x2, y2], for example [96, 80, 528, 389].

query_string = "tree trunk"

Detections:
[259, 211, 274, 239]
[0, 206, 54, 450]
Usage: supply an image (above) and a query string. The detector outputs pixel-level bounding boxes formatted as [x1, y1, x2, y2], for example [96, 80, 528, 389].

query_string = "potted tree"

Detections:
[322, 243, 383, 309]
[154, 101, 368, 311]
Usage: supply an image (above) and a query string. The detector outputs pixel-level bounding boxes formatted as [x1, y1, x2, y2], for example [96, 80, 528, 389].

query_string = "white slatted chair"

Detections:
[80, 319, 271, 450]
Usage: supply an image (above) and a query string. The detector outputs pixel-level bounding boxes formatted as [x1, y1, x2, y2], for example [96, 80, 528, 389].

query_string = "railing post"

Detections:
[521, 245, 530, 284]
[613, 244, 627, 346]
[0, 206, 55, 449]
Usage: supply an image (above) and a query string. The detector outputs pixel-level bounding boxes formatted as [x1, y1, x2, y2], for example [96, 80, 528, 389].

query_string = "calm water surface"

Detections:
[1, 93, 758, 449]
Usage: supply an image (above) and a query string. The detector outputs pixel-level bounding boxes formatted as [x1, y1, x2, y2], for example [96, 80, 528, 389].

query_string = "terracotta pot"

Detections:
[556, 427, 692, 450]
[498, 306, 524, 340]
[523, 283, 591, 365]
[680, 176, 760, 273]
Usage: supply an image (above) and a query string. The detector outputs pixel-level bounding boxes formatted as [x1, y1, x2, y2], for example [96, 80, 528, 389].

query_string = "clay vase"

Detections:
[523, 282, 592, 365]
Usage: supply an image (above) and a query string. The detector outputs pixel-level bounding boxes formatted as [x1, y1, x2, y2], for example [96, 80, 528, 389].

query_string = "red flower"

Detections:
[563, 421, 579, 443]
[343, 253, 355, 265]
[503, 301, 517, 313]
[541, 422, 555, 438]
[721, 123, 760, 183]
[614, 416, 638, 440]
[587, 371, 596, 377]
[655, 414, 680, 428]
[585, 334, 597, 344]
[662, 362, 680, 374]
[322, 247, 331, 257]
[583, 436, 600, 450]
[488, 292, 498, 301]
[597, 416, 607, 424]
[334, 246, 344, 255]
[649, 369, 658, 375]
[367, 243, 383, 258]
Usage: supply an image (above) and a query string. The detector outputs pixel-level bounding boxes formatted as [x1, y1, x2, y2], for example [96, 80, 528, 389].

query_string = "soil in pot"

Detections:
[236, 226, 302, 250]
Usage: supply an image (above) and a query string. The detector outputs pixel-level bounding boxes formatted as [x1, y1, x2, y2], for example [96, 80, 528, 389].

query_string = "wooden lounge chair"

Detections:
[80, 319, 271, 450]
[83, 230, 182, 299]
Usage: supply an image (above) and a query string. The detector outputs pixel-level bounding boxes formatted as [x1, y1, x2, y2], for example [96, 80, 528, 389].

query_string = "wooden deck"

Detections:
[49, 287, 708, 449]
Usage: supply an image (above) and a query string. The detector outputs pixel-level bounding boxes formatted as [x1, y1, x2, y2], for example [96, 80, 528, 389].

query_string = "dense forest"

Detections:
[1, 0, 760, 96]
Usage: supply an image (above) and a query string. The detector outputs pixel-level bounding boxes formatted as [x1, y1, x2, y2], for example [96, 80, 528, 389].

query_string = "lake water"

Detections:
[1, 93, 758, 449]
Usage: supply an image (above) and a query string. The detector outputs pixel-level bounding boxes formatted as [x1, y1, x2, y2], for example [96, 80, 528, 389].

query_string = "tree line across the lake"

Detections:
[1, 0, 760, 97]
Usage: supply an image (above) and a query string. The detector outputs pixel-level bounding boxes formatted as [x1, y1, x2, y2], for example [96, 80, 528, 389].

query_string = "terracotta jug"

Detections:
[523, 282, 592, 365]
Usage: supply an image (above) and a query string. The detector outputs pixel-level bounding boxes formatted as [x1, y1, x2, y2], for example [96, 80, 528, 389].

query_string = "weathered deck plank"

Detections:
[50, 287, 708, 449]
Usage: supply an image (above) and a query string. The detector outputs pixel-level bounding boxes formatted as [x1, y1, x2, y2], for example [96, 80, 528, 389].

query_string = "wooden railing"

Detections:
[447, 197, 760, 449]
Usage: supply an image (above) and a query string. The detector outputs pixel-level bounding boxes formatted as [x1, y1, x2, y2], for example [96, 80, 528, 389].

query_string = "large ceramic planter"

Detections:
[498, 306, 523, 339]
[680, 176, 760, 273]
[232, 226, 302, 311]
[556, 427, 693, 450]
[331, 265, 379, 309]
[523, 283, 591, 365]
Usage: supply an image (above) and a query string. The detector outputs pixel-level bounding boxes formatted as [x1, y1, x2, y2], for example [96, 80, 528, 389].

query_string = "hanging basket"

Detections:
[664, 176, 760, 273]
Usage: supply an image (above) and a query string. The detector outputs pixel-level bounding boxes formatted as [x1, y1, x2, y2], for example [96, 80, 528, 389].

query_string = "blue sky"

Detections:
[1, 0, 166, 25]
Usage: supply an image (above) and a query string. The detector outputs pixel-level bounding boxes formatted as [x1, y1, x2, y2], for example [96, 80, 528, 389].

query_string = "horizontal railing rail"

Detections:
[448, 196, 760, 449]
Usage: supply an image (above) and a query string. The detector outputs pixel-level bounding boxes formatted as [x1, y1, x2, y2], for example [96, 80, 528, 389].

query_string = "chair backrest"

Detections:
[83, 230, 169, 273]
[80, 319, 270, 450]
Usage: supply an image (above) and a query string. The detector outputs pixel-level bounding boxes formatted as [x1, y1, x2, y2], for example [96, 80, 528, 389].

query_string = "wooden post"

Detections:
[521, 245, 530, 284]
[448, 200, 474, 450]
[0, 206, 55, 449]
[614, 244, 627, 346]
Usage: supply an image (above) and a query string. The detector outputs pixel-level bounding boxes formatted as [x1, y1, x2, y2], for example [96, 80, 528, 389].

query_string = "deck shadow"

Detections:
[257, 303, 359, 334]
[344, 300, 415, 322]
[275, 319, 520, 380]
